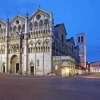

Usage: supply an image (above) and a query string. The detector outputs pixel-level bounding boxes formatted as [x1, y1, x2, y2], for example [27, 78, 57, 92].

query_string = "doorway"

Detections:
[16, 63, 19, 73]
[3, 66, 5, 73]
[10, 55, 19, 74]
[31, 66, 34, 75]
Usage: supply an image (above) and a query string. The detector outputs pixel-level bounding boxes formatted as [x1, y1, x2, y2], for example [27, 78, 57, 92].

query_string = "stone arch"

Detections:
[18, 24, 21, 31]
[36, 40, 43, 52]
[39, 20, 43, 29]
[13, 25, 16, 31]
[10, 55, 19, 74]
[29, 22, 33, 31]
[34, 21, 38, 30]
[44, 19, 49, 28]
[44, 39, 50, 52]
[29, 40, 34, 46]
[36, 40, 42, 46]
[44, 39, 50, 46]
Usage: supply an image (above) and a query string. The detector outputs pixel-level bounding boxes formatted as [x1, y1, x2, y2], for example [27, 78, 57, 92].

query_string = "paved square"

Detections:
[0, 74, 100, 100]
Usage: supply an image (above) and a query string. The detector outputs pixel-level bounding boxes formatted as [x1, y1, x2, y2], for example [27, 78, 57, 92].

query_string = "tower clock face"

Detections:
[36, 14, 41, 20]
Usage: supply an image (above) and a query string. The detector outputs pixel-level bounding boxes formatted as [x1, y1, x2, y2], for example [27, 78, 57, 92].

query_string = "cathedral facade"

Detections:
[0, 8, 54, 75]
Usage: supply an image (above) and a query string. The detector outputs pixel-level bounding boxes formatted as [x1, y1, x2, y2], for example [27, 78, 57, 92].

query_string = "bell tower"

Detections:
[76, 33, 86, 68]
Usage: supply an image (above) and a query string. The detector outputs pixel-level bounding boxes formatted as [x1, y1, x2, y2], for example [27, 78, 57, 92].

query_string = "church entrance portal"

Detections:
[10, 55, 19, 74]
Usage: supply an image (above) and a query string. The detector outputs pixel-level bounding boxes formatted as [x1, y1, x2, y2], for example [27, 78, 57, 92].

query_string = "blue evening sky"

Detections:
[0, 0, 99, 62]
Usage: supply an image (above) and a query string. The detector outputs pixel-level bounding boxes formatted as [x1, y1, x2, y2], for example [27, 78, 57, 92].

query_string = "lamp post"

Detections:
[16, 31, 23, 75]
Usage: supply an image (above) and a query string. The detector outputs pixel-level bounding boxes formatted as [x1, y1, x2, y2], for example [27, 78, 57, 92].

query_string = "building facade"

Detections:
[53, 56, 75, 76]
[90, 62, 100, 73]
[0, 8, 86, 76]
[0, 8, 54, 75]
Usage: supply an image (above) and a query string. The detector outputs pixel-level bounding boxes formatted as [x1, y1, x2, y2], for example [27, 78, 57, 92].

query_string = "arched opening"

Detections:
[29, 22, 33, 31]
[44, 19, 49, 28]
[10, 55, 19, 74]
[34, 21, 38, 30]
[39, 20, 43, 29]
[2, 62, 5, 73]
[30, 62, 34, 75]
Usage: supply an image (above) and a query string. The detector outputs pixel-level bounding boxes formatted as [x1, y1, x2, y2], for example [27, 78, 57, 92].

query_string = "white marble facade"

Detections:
[0, 8, 54, 75]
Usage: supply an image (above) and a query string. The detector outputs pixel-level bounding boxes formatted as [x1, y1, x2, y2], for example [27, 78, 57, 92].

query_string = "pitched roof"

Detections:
[66, 37, 75, 45]
[54, 23, 67, 35]
[10, 14, 25, 24]
[29, 8, 51, 21]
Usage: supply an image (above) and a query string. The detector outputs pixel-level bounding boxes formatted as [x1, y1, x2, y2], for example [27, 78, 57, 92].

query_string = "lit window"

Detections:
[55, 65, 58, 70]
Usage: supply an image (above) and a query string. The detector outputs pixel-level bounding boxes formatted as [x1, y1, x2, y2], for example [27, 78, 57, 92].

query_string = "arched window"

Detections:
[34, 21, 38, 30]
[18, 25, 21, 32]
[39, 20, 43, 29]
[10, 27, 12, 32]
[78, 37, 80, 43]
[81, 36, 84, 42]
[37, 59, 39, 67]
[44, 19, 49, 29]
[28, 48, 30, 53]
[0, 28, 3, 33]
[30, 22, 33, 31]
[13, 25, 16, 31]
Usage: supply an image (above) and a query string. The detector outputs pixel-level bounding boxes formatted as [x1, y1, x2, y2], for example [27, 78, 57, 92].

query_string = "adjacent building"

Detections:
[90, 61, 100, 73]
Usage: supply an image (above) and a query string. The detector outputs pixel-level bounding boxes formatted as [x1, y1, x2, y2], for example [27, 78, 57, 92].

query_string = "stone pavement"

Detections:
[0, 74, 100, 100]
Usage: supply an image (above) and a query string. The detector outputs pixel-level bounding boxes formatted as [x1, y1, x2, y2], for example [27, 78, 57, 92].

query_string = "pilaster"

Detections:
[5, 18, 9, 73]
[24, 13, 29, 74]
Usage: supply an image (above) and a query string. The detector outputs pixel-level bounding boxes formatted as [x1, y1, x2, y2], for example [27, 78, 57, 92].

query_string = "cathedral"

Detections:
[0, 8, 86, 76]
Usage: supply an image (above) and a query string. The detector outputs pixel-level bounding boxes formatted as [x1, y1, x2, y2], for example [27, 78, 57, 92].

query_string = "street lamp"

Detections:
[16, 31, 23, 75]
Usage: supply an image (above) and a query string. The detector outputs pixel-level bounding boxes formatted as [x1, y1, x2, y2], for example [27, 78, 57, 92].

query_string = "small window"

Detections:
[78, 37, 80, 43]
[37, 59, 39, 67]
[81, 36, 84, 42]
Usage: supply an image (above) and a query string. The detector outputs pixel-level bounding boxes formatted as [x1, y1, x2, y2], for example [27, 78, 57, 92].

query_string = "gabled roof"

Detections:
[10, 14, 25, 24]
[29, 8, 51, 21]
[54, 23, 67, 35]
[0, 18, 6, 25]
[66, 37, 75, 45]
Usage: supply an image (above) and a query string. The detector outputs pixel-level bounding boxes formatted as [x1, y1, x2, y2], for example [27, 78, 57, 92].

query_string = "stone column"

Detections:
[49, 12, 54, 73]
[24, 13, 29, 74]
[5, 18, 9, 73]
